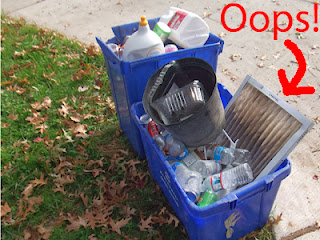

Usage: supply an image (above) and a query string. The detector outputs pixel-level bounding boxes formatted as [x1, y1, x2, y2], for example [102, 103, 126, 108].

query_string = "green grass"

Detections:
[1, 14, 278, 240]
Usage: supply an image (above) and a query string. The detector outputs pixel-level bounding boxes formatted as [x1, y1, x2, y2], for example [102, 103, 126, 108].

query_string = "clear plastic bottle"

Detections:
[122, 16, 165, 61]
[171, 162, 202, 202]
[211, 146, 252, 166]
[202, 163, 254, 193]
[165, 134, 188, 160]
[188, 160, 222, 179]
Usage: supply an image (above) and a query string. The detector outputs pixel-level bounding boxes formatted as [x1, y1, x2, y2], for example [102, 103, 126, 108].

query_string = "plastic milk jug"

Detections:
[122, 16, 165, 61]
[159, 7, 210, 49]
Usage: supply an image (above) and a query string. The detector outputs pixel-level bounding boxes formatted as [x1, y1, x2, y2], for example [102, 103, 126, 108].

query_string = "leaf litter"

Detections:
[1, 15, 186, 239]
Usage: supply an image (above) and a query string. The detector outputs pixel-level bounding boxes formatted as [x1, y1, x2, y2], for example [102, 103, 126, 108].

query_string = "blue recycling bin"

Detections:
[96, 18, 224, 158]
[130, 83, 291, 240]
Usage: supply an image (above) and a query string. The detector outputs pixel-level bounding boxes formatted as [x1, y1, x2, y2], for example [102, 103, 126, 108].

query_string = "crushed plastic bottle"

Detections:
[188, 160, 222, 179]
[165, 134, 188, 160]
[171, 162, 202, 202]
[208, 130, 252, 166]
[202, 163, 254, 193]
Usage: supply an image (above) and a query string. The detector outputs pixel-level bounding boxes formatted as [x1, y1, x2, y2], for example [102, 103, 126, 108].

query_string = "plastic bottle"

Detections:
[122, 16, 165, 61]
[159, 7, 210, 49]
[165, 134, 188, 160]
[197, 189, 218, 207]
[202, 163, 254, 193]
[147, 120, 166, 150]
[212, 146, 252, 165]
[171, 162, 202, 202]
[209, 130, 252, 166]
[188, 160, 222, 179]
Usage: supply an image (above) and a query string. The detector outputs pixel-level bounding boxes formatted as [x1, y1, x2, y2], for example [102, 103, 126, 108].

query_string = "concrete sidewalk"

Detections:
[2, 0, 320, 239]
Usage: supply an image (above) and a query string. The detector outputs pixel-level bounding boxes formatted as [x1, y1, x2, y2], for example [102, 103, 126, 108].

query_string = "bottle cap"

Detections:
[153, 22, 171, 42]
[139, 15, 148, 26]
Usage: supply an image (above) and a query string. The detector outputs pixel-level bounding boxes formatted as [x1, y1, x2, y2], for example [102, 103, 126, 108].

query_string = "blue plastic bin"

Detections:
[131, 83, 291, 240]
[96, 18, 224, 158]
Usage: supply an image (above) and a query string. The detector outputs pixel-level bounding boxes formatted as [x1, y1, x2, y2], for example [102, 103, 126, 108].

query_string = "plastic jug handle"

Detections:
[223, 129, 238, 151]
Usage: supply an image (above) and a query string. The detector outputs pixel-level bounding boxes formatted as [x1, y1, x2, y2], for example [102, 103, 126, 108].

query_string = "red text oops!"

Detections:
[221, 3, 319, 40]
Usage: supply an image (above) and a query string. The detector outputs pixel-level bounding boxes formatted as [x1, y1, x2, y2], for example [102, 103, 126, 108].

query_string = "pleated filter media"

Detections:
[219, 75, 314, 179]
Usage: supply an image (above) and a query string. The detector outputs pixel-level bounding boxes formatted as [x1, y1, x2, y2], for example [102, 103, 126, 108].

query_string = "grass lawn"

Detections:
[1, 14, 277, 240]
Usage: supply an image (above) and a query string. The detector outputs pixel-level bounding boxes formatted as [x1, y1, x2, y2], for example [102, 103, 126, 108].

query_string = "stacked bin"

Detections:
[98, 18, 291, 239]
[96, 18, 224, 158]
[131, 86, 291, 240]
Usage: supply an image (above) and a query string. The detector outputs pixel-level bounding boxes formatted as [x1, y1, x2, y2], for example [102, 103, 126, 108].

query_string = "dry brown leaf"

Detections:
[80, 192, 89, 207]
[167, 212, 180, 227]
[70, 112, 82, 122]
[1, 202, 12, 217]
[139, 216, 153, 231]
[109, 217, 132, 235]
[58, 102, 73, 118]
[8, 110, 18, 120]
[230, 54, 242, 62]
[22, 184, 34, 199]
[36, 124, 48, 134]
[26, 196, 43, 212]
[30, 172, 48, 187]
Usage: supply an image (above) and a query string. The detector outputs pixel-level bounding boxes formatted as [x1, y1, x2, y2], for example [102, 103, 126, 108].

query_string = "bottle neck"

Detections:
[138, 24, 150, 34]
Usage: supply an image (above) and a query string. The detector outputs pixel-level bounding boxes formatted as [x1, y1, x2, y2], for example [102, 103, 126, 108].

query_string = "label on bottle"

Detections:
[214, 146, 226, 161]
[210, 174, 223, 192]
[168, 10, 188, 30]
[146, 47, 163, 57]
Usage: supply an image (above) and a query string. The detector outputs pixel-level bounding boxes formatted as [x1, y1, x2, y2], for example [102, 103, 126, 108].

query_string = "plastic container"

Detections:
[160, 7, 210, 49]
[131, 83, 291, 240]
[122, 16, 164, 61]
[151, 80, 207, 124]
[96, 18, 224, 158]
[142, 58, 226, 147]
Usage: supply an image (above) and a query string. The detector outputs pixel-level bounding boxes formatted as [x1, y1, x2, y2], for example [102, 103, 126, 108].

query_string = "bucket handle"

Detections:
[147, 60, 176, 101]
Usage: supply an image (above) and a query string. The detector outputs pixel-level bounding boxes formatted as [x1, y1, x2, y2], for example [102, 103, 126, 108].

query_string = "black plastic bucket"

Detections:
[142, 58, 226, 147]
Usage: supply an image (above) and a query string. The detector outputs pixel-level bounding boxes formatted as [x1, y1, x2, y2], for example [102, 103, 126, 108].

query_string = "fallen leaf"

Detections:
[22, 184, 34, 199]
[36, 124, 48, 134]
[26, 196, 43, 212]
[257, 62, 264, 68]
[202, 12, 212, 18]
[30, 172, 48, 187]
[78, 86, 89, 92]
[1, 202, 11, 217]
[313, 175, 319, 180]
[139, 216, 153, 231]
[70, 112, 82, 122]
[1, 122, 10, 128]
[230, 54, 242, 62]
[8, 110, 18, 120]
[167, 212, 180, 227]
[109, 217, 131, 235]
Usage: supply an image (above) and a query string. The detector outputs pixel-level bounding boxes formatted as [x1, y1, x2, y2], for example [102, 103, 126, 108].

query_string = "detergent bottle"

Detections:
[122, 16, 165, 61]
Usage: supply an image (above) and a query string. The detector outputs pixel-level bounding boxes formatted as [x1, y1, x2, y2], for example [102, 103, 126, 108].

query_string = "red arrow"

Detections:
[278, 39, 315, 96]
